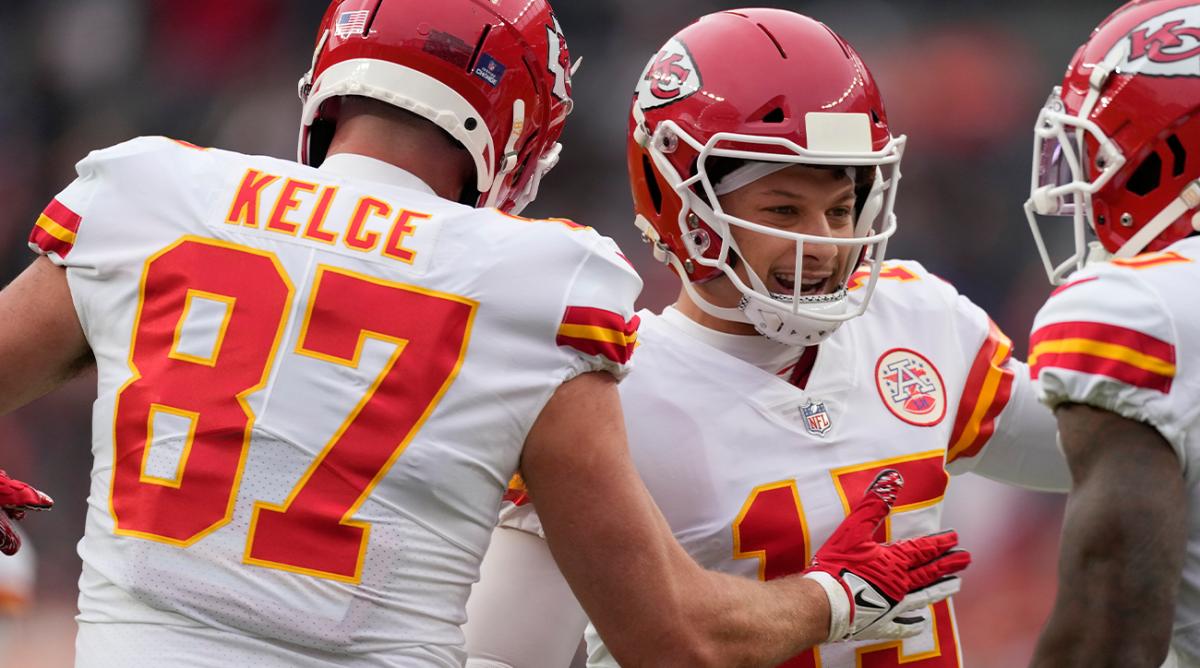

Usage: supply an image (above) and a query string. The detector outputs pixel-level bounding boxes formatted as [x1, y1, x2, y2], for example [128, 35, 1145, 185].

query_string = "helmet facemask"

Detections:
[639, 112, 903, 346]
[1025, 87, 1126, 284]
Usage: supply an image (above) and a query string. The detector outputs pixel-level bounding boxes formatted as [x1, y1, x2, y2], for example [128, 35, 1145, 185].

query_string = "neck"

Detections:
[673, 284, 759, 335]
[326, 115, 472, 203]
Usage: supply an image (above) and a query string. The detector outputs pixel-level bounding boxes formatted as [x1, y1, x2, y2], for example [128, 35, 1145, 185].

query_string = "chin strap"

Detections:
[635, 214, 752, 323]
[1114, 180, 1200, 258]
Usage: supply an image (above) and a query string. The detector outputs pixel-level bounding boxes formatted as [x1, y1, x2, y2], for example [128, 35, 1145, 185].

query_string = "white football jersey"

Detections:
[1031, 237, 1200, 662]
[501, 260, 1060, 667]
[29, 137, 641, 667]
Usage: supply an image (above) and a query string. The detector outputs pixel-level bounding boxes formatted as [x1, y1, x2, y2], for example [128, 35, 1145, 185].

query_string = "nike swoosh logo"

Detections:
[854, 590, 887, 611]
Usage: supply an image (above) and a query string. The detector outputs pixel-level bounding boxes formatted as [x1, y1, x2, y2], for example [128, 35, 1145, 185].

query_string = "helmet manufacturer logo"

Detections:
[1115, 6, 1200, 76]
[801, 400, 833, 437]
[334, 10, 370, 39]
[635, 38, 702, 109]
[874, 349, 946, 427]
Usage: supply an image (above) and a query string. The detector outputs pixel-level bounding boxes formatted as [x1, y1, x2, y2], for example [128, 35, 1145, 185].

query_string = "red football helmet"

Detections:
[628, 9, 905, 346]
[298, 0, 575, 213]
[1027, 0, 1200, 283]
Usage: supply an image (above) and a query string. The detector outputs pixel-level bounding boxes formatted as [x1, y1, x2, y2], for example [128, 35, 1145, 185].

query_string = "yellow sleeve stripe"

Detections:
[35, 214, 78, 245]
[1029, 338, 1176, 377]
[556, 323, 638, 346]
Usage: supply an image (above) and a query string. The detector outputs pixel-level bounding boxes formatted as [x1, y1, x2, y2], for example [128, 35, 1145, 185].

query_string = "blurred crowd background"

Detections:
[0, 0, 1119, 665]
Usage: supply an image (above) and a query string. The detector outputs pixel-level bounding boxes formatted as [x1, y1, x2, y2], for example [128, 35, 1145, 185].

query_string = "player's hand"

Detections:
[0, 470, 53, 555]
[802, 469, 970, 643]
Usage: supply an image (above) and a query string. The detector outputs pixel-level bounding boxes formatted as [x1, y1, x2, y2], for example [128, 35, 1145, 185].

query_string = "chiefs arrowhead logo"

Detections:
[546, 15, 572, 102]
[1113, 5, 1200, 77]
[635, 38, 702, 109]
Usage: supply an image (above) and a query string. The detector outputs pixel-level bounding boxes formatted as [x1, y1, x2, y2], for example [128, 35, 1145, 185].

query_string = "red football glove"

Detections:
[803, 470, 971, 642]
[0, 470, 53, 556]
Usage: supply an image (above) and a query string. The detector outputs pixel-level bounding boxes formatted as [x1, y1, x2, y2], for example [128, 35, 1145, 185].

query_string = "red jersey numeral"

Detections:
[733, 481, 818, 667]
[732, 452, 959, 667]
[111, 238, 475, 582]
[246, 267, 475, 580]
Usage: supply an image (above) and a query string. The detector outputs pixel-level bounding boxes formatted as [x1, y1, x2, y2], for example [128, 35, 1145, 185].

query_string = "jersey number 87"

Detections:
[110, 237, 476, 583]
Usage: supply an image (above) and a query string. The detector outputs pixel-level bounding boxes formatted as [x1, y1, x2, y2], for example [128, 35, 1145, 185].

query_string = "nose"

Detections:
[800, 215, 839, 267]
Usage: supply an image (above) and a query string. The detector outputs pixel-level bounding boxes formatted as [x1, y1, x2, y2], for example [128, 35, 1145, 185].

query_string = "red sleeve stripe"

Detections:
[947, 320, 1016, 463]
[1030, 321, 1175, 366]
[1030, 322, 1175, 393]
[556, 307, 640, 365]
[1049, 276, 1098, 297]
[29, 199, 83, 257]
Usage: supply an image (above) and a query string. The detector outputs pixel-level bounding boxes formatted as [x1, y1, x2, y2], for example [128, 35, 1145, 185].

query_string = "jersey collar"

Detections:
[658, 306, 800, 374]
[318, 153, 437, 196]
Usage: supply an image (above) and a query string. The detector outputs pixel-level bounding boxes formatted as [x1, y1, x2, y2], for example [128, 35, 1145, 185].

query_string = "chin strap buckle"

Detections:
[634, 214, 672, 264]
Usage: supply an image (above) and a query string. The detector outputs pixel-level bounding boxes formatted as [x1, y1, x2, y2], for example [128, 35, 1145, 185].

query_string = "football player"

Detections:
[0, 1, 968, 666]
[463, 9, 1070, 668]
[1025, 1, 1200, 665]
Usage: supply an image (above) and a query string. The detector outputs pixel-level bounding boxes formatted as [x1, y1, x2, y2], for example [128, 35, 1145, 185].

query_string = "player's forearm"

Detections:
[1032, 493, 1180, 666]
[669, 569, 830, 668]
[583, 554, 827, 668]
[1032, 405, 1185, 667]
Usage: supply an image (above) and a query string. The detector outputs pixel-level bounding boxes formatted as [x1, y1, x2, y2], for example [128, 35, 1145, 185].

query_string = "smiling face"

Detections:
[679, 163, 860, 333]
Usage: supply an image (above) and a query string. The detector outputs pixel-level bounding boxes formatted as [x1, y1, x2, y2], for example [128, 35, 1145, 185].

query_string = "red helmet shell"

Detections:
[299, 0, 573, 212]
[628, 9, 893, 282]
[1062, 0, 1200, 252]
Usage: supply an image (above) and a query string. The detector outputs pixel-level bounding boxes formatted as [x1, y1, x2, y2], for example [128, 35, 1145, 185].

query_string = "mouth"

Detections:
[772, 272, 832, 297]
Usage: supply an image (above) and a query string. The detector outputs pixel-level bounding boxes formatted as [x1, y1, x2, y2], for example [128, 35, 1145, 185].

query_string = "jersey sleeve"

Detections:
[1029, 267, 1185, 462]
[553, 234, 643, 382]
[939, 278, 1068, 490]
[28, 136, 194, 266]
[28, 159, 99, 265]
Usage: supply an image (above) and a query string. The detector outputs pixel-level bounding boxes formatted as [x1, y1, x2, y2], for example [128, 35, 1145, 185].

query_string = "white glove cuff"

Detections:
[804, 570, 849, 643]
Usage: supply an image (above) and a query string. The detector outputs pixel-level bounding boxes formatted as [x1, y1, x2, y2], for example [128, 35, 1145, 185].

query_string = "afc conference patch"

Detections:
[874, 348, 947, 427]
[801, 400, 832, 437]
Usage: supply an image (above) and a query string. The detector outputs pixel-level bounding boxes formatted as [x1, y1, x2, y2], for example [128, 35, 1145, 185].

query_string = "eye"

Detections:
[827, 206, 854, 220]
[764, 205, 798, 216]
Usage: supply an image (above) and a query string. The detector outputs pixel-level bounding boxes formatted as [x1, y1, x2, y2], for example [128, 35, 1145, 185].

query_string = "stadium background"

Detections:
[0, 1, 1115, 665]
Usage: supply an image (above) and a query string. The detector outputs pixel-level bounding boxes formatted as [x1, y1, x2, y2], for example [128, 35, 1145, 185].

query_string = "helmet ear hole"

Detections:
[1126, 151, 1163, 197]
[642, 154, 664, 215]
[1167, 134, 1187, 177]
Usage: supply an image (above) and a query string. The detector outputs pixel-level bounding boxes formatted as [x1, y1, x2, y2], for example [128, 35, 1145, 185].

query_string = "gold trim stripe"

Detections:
[1030, 338, 1175, 377]
[35, 214, 77, 245]
[556, 323, 638, 346]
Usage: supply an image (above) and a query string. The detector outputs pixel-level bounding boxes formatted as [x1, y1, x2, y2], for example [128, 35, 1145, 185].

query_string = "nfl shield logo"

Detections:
[801, 401, 832, 437]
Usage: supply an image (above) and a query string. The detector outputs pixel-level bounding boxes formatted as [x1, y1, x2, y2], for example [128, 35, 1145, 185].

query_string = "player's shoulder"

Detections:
[1031, 247, 1192, 346]
[469, 208, 599, 246]
[72, 136, 256, 197]
[473, 209, 641, 282]
[77, 135, 217, 171]
[852, 258, 962, 313]
[1030, 249, 1191, 413]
